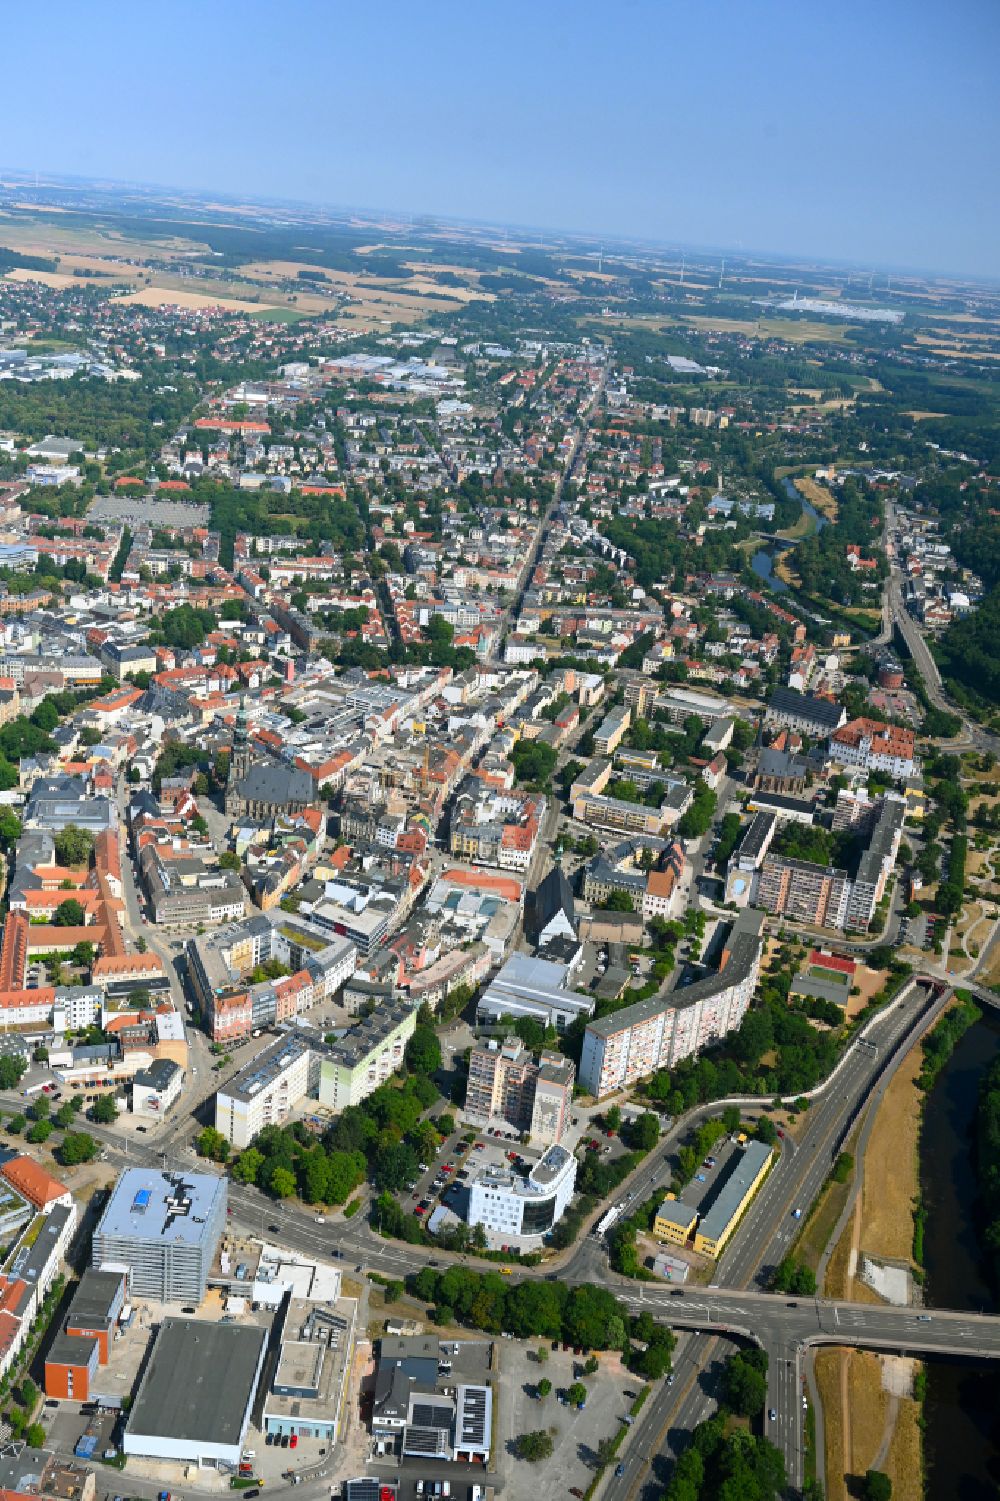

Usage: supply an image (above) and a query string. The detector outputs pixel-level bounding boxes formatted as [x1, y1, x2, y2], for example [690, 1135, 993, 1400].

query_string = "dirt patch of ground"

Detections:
[825, 1042, 922, 1303]
[846, 964, 888, 1020]
[885, 1377, 924, 1501]
[775, 549, 801, 587]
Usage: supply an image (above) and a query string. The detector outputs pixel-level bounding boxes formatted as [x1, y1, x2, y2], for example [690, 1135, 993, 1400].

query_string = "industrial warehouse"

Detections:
[41, 1167, 358, 1471]
[653, 1140, 774, 1262]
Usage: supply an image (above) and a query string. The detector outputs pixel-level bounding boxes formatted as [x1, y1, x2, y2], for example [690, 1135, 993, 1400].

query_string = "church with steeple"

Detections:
[225, 700, 317, 821]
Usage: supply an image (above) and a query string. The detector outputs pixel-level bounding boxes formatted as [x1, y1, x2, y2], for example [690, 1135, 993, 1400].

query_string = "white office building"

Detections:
[467, 1144, 577, 1238]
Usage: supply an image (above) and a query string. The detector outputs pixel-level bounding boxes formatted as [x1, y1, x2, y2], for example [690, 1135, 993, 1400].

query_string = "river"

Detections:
[749, 476, 826, 593]
[920, 1013, 1000, 1500]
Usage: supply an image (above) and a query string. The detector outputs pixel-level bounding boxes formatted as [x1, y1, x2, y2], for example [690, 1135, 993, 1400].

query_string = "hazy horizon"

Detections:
[3, 0, 998, 281]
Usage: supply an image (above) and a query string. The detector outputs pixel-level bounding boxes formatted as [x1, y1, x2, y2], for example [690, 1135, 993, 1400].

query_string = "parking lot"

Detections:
[661, 1130, 754, 1218]
[497, 1341, 638, 1501]
[402, 1125, 484, 1228]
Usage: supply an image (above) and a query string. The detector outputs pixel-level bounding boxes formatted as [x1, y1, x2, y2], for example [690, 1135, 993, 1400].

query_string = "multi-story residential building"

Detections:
[845, 796, 905, 929]
[467, 1144, 577, 1238]
[593, 704, 631, 757]
[756, 857, 851, 929]
[755, 795, 904, 933]
[214, 1032, 317, 1149]
[579, 909, 764, 1097]
[187, 914, 357, 1042]
[316, 1001, 417, 1112]
[572, 786, 688, 837]
[464, 1040, 574, 1145]
[449, 781, 544, 873]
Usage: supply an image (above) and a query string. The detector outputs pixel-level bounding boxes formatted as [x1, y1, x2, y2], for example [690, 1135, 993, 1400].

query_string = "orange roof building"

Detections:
[0, 1157, 71, 1210]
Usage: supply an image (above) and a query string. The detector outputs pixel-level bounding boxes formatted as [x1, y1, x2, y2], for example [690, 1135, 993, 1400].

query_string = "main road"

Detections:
[884, 497, 1000, 755]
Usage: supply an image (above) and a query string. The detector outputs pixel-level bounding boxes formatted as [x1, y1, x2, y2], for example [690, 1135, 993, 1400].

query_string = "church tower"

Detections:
[226, 699, 254, 813]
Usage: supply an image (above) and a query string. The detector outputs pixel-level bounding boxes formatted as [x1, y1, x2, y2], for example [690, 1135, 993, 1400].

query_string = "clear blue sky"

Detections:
[4, 0, 998, 278]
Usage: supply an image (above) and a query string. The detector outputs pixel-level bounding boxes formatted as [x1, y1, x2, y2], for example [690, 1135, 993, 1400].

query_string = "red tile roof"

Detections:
[1, 1156, 68, 1208]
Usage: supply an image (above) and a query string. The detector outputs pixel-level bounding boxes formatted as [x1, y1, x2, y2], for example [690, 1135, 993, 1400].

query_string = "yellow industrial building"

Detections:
[653, 1196, 698, 1247]
[693, 1141, 773, 1258]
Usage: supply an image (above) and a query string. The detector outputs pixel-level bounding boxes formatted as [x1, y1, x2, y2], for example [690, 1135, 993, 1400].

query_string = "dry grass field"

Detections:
[816, 1350, 923, 1501]
[794, 475, 840, 522]
[117, 285, 280, 313]
[855, 1045, 922, 1267]
[4, 268, 79, 289]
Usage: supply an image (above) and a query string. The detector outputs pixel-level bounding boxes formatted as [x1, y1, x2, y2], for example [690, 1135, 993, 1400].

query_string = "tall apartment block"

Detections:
[464, 1040, 575, 1146]
[579, 909, 764, 1098]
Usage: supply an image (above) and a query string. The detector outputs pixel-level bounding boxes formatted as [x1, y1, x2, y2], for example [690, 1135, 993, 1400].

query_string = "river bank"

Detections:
[750, 477, 825, 593]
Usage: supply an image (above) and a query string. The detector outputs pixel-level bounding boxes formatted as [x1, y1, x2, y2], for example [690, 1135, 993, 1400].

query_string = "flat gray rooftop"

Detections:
[126, 1319, 266, 1446]
[96, 1168, 225, 1247]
